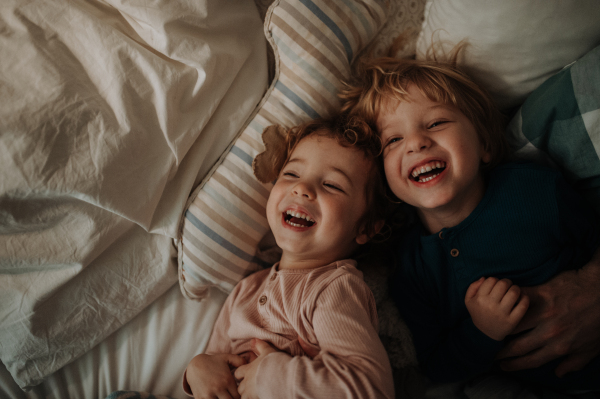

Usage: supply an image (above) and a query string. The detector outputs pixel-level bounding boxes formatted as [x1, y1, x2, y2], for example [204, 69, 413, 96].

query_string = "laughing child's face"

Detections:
[377, 85, 491, 232]
[266, 132, 373, 269]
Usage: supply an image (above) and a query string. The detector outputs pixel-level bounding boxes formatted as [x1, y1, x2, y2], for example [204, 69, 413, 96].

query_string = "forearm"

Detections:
[255, 351, 394, 399]
[534, 244, 600, 311]
[497, 244, 600, 374]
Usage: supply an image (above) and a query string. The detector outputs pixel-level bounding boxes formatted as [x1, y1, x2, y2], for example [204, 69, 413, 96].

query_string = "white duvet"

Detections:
[0, 0, 267, 390]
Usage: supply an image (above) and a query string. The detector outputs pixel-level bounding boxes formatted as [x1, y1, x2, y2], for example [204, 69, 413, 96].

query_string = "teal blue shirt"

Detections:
[390, 162, 600, 389]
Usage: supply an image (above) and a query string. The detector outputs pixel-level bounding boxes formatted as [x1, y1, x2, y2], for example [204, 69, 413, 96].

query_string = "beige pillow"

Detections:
[177, 0, 390, 300]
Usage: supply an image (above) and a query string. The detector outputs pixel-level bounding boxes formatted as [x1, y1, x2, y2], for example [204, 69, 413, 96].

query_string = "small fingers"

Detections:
[227, 354, 247, 369]
[237, 378, 246, 399]
[465, 277, 485, 300]
[477, 277, 499, 296]
[239, 351, 257, 364]
[513, 294, 530, 316]
[216, 376, 240, 399]
[227, 383, 241, 399]
[508, 294, 529, 328]
[489, 278, 513, 302]
[234, 364, 247, 381]
[216, 388, 235, 399]
[499, 284, 522, 311]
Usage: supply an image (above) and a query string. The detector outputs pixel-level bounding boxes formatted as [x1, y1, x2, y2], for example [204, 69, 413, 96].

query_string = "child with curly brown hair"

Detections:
[182, 114, 396, 399]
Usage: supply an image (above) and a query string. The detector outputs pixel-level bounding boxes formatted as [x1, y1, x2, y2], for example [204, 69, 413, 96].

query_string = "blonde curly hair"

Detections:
[339, 46, 509, 171]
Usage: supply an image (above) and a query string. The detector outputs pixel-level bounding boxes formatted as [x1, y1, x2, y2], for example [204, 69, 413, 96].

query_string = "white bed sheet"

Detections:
[0, 283, 228, 399]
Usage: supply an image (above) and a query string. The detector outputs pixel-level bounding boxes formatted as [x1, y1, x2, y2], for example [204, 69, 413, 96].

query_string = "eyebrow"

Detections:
[429, 104, 455, 112]
[286, 158, 354, 188]
[379, 103, 455, 130]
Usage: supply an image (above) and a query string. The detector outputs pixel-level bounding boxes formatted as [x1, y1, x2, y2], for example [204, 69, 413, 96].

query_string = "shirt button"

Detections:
[270, 273, 277, 281]
[259, 295, 267, 305]
[450, 249, 459, 257]
[438, 231, 444, 239]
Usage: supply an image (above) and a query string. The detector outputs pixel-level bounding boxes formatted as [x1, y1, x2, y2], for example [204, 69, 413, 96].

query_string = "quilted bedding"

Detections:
[0, 0, 267, 389]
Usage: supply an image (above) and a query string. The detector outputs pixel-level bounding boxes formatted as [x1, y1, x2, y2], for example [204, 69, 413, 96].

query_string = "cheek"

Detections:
[383, 160, 408, 200]
[383, 155, 402, 184]
[266, 188, 281, 222]
[383, 153, 394, 173]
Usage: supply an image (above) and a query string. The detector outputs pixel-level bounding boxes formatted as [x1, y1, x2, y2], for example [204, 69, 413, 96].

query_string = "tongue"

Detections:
[290, 217, 312, 226]
[419, 170, 438, 179]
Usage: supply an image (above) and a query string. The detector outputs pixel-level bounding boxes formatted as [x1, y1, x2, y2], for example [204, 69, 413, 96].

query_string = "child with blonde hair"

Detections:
[340, 54, 600, 391]
[183, 114, 395, 399]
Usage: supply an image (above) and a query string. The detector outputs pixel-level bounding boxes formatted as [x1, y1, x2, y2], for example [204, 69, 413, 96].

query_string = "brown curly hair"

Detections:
[265, 113, 396, 240]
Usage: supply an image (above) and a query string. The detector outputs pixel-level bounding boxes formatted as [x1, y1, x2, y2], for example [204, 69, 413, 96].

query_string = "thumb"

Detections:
[465, 277, 485, 300]
[227, 354, 247, 368]
[251, 338, 276, 356]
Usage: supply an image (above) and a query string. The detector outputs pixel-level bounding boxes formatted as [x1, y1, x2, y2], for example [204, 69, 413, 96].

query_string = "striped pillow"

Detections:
[177, 0, 388, 299]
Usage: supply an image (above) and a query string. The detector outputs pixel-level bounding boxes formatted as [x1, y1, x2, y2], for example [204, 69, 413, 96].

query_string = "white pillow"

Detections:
[416, 0, 600, 110]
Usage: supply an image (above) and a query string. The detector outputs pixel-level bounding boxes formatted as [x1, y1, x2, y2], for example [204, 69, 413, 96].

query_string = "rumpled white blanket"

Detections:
[0, 0, 267, 390]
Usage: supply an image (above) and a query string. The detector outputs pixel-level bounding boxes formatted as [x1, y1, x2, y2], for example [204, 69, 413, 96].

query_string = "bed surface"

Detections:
[2, 0, 600, 398]
[0, 284, 227, 399]
[0, 0, 267, 392]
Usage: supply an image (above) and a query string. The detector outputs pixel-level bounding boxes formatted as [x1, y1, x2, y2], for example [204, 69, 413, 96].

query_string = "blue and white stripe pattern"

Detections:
[177, 0, 388, 299]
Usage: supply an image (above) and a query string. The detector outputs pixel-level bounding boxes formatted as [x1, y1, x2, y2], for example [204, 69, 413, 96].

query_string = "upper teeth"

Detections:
[412, 161, 446, 178]
[286, 210, 314, 222]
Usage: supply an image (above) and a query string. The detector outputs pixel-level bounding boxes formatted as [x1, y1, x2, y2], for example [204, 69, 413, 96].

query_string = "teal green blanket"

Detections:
[506, 45, 600, 214]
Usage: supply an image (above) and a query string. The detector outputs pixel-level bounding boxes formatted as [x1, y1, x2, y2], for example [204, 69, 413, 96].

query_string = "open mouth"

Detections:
[411, 161, 446, 182]
[284, 210, 315, 228]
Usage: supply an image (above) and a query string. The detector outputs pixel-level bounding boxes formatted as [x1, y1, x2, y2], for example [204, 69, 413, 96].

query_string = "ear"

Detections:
[480, 147, 492, 165]
[355, 219, 385, 245]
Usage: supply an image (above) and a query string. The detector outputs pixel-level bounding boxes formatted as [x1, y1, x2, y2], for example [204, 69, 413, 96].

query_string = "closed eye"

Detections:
[282, 171, 298, 178]
[324, 183, 344, 192]
[428, 120, 447, 129]
[385, 136, 403, 147]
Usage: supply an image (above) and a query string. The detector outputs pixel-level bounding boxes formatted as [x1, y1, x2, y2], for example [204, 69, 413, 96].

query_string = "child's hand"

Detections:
[234, 339, 278, 399]
[465, 277, 530, 341]
[298, 336, 320, 358]
[185, 353, 247, 399]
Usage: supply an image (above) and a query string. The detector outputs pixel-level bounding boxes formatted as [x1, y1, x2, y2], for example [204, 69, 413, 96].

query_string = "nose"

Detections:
[292, 181, 315, 199]
[406, 132, 432, 154]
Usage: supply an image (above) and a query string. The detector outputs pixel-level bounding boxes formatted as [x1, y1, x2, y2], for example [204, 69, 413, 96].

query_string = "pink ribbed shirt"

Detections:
[204, 259, 394, 399]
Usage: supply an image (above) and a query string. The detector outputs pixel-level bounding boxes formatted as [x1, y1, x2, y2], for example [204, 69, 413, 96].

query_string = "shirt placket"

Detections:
[439, 228, 468, 280]
[257, 269, 278, 328]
